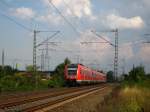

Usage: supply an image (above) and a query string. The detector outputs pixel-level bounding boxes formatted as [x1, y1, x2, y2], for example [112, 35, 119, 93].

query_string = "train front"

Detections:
[64, 64, 78, 86]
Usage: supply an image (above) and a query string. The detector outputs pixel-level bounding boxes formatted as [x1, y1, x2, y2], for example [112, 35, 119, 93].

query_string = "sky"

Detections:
[0, 0, 150, 74]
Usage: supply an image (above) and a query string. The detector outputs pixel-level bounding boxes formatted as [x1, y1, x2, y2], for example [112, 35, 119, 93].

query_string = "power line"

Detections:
[48, 0, 80, 36]
[62, 0, 77, 18]
[61, 0, 88, 32]
[0, 11, 32, 32]
[0, 0, 35, 31]
[0, 0, 52, 32]
[82, 29, 119, 80]
[0, 0, 11, 8]
[91, 30, 115, 46]
[36, 31, 60, 47]
[81, 42, 110, 44]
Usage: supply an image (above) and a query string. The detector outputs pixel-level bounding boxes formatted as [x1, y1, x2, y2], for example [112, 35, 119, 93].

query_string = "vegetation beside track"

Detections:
[0, 58, 71, 92]
[98, 65, 150, 112]
[48, 58, 71, 88]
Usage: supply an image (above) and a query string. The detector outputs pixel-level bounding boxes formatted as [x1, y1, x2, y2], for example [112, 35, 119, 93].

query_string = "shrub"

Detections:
[48, 74, 65, 88]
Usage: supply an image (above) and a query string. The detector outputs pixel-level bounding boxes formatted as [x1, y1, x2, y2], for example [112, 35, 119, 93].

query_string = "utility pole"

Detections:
[33, 30, 59, 72]
[94, 29, 118, 81]
[33, 30, 39, 73]
[33, 30, 59, 88]
[114, 29, 118, 81]
[33, 30, 38, 88]
[45, 42, 50, 71]
[38, 46, 59, 71]
[81, 29, 119, 81]
[2, 49, 4, 69]
[33, 30, 36, 72]
[40, 49, 44, 71]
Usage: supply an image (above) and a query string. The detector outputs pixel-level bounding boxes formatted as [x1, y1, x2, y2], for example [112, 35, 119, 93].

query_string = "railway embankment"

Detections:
[97, 81, 150, 112]
[47, 84, 115, 112]
[0, 84, 111, 112]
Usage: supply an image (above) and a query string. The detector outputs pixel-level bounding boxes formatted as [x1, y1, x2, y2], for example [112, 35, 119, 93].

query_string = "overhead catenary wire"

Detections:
[61, 0, 88, 31]
[0, 0, 54, 32]
[48, 0, 80, 36]
[0, 0, 35, 29]
[91, 30, 115, 46]
[0, 11, 32, 32]
[82, 29, 118, 80]
[0, 0, 11, 8]
[0, 10, 59, 73]
[62, 0, 77, 18]
[0, 0, 80, 36]
[119, 39, 145, 47]
[36, 31, 60, 47]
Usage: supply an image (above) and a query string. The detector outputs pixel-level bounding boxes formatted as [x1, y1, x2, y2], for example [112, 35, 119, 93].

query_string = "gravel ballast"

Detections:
[48, 85, 114, 112]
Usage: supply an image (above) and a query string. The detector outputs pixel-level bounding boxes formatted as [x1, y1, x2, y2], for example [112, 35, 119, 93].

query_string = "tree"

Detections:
[0, 65, 16, 76]
[64, 57, 71, 65]
[0, 66, 2, 78]
[26, 65, 34, 72]
[54, 57, 71, 75]
[128, 65, 145, 82]
[49, 58, 71, 87]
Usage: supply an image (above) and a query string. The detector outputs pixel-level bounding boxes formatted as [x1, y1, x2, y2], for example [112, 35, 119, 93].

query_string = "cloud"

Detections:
[43, 0, 62, 7]
[36, 0, 94, 26]
[42, 0, 92, 18]
[73, 30, 113, 62]
[11, 7, 35, 20]
[119, 43, 134, 59]
[143, 0, 150, 7]
[105, 14, 144, 29]
[138, 45, 150, 61]
[50, 30, 113, 65]
[69, 0, 92, 18]
[37, 13, 62, 25]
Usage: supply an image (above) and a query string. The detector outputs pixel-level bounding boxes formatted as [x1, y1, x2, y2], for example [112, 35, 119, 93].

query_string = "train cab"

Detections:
[65, 64, 78, 85]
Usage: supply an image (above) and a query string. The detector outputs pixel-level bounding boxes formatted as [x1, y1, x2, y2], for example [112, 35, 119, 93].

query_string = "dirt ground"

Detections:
[48, 85, 114, 112]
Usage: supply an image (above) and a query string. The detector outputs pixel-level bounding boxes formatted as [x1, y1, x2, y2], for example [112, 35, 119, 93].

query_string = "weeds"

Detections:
[98, 85, 150, 112]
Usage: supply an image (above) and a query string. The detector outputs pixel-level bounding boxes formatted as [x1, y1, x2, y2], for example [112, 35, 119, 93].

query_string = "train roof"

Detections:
[68, 63, 84, 67]
[68, 63, 106, 74]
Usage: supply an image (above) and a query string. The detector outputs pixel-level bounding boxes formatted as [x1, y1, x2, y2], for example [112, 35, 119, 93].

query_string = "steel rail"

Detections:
[0, 84, 107, 111]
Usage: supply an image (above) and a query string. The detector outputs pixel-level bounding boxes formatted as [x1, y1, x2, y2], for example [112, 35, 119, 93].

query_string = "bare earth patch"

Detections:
[48, 85, 114, 112]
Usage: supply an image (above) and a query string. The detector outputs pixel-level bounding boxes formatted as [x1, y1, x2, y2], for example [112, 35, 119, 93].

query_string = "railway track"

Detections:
[0, 88, 72, 102]
[0, 84, 108, 112]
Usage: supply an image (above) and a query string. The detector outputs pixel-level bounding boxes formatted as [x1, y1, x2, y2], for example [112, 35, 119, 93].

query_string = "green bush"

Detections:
[0, 75, 16, 91]
[0, 58, 71, 92]
[48, 74, 65, 88]
[47, 57, 71, 88]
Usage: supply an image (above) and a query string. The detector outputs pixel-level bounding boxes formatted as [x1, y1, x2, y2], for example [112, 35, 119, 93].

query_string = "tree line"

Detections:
[0, 59, 150, 92]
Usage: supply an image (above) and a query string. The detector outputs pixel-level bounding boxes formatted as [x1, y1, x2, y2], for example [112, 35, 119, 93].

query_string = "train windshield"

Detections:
[68, 64, 78, 75]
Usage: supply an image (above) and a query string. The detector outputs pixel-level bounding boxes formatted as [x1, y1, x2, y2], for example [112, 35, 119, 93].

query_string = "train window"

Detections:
[68, 68, 77, 75]
[80, 69, 83, 74]
[80, 69, 85, 75]
[80, 69, 90, 76]
[68, 64, 78, 68]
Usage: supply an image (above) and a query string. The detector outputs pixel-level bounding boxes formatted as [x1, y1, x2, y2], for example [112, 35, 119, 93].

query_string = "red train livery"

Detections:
[64, 64, 106, 85]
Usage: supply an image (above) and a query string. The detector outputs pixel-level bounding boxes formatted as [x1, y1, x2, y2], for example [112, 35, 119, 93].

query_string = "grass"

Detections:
[97, 80, 150, 112]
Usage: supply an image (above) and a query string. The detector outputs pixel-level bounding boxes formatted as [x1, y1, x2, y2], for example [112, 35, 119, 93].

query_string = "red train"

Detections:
[64, 64, 106, 86]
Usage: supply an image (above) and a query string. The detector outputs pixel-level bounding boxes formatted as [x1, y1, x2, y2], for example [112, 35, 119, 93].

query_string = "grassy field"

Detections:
[97, 81, 150, 112]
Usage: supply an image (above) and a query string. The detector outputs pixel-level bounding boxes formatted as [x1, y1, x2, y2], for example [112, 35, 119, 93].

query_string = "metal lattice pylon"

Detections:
[114, 29, 118, 80]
